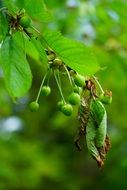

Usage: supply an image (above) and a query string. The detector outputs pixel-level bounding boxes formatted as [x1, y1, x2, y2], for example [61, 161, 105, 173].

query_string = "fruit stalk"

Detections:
[35, 71, 48, 103]
[54, 71, 66, 104]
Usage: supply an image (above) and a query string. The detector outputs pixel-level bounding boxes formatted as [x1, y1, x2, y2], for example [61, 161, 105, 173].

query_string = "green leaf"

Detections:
[11, 32, 48, 70]
[90, 100, 107, 147]
[2, 0, 18, 13]
[90, 100, 105, 126]
[95, 110, 107, 148]
[12, 32, 40, 62]
[86, 115, 104, 167]
[24, 0, 53, 22]
[0, 12, 8, 42]
[86, 116, 100, 158]
[31, 37, 48, 66]
[43, 30, 100, 76]
[0, 36, 32, 98]
[86, 100, 107, 167]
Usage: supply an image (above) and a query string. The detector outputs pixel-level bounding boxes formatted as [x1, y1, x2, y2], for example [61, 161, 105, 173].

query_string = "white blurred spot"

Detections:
[0, 116, 23, 133]
[66, 0, 79, 8]
[107, 9, 119, 21]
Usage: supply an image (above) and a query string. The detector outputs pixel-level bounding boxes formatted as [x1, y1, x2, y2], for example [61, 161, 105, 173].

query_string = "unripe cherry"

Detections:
[29, 101, 39, 112]
[41, 86, 51, 96]
[99, 91, 112, 105]
[57, 100, 64, 111]
[74, 73, 85, 87]
[68, 92, 81, 105]
[61, 104, 73, 116]
[73, 86, 82, 95]
[19, 15, 31, 28]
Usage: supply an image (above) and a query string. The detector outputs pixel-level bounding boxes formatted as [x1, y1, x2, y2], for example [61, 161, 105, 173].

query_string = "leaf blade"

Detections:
[31, 37, 48, 65]
[0, 12, 8, 42]
[43, 30, 100, 76]
[90, 100, 107, 147]
[24, 0, 53, 22]
[0, 36, 32, 98]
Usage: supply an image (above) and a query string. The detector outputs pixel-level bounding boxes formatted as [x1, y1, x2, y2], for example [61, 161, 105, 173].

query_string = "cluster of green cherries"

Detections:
[18, 13, 86, 116]
[1, 8, 112, 115]
[4, 9, 87, 116]
[29, 49, 112, 116]
[56, 73, 85, 116]
[29, 62, 85, 116]
[29, 48, 86, 116]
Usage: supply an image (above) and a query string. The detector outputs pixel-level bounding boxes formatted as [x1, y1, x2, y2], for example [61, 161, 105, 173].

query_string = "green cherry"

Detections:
[99, 91, 112, 105]
[41, 86, 51, 96]
[74, 73, 85, 87]
[19, 15, 31, 28]
[61, 104, 73, 116]
[57, 100, 64, 111]
[68, 92, 81, 105]
[73, 86, 79, 93]
[29, 101, 39, 112]
[73, 86, 82, 94]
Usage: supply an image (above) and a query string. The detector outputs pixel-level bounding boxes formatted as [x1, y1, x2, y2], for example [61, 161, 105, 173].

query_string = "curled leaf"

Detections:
[86, 116, 104, 167]
[86, 100, 111, 167]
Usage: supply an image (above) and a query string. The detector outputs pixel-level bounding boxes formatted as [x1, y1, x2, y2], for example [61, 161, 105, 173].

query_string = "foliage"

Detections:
[0, 0, 127, 190]
[0, 36, 32, 98]
[0, 0, 99, 99]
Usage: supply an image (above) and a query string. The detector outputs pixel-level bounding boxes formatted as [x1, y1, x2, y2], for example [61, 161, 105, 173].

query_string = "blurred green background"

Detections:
[0, 0, 127, 189]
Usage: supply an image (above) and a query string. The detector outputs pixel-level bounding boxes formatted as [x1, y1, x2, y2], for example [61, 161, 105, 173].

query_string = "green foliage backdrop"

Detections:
[0, 0, 127, 189]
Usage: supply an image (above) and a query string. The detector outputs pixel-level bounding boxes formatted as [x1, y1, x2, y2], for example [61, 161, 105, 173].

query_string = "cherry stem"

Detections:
[56, 70, 61, 89]
[93, 76, 104, 94]
[71, 77, 77, 87]
[63, 65, 73, 89]
[30, 25, 40, 34]
[46, 69, 52, 86]
[35, 71, 48, 103]
[54, 71, 66, 104]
